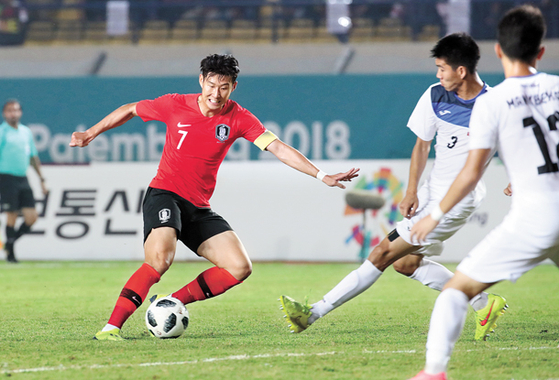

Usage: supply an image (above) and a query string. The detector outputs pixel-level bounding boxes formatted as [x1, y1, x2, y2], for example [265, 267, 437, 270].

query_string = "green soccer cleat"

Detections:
[279, 295, 312, 333]
[93, 328, 124, 341]
[475, 293, 508, 341]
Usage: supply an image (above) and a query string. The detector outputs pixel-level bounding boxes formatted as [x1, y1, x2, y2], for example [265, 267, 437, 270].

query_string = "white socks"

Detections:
[102, 324, 120, 332]
[309, 260, 382, 324]
[409, 258, 488, 311]
[424, 288, 469, 374]
[308, 258, 488, 328]
[409, 258, 453, 291]
[469, 291, 488, 311]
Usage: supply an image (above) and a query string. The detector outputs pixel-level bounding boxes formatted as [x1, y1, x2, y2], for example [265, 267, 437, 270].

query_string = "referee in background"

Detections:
[0, 99, 47, 263]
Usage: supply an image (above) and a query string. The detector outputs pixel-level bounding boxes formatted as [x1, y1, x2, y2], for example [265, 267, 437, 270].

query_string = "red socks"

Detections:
[108, 263, 161, 329]
[106, 265, 240, 329]
[172, 267, 242, 305]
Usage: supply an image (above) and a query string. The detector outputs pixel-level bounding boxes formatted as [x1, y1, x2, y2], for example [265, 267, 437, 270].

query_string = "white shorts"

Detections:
[396, 181, 480, 256]
[458, 196, 559, 284]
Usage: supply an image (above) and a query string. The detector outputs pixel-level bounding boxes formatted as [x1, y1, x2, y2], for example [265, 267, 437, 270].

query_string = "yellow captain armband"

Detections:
[254, 130, 278, 151]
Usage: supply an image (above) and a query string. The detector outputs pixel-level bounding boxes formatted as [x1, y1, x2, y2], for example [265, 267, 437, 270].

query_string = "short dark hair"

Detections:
[200, 54, 240, 83]
[430, 33, 480, 74]
[3, 98, 21, 112]
[498, 5, 546, 63]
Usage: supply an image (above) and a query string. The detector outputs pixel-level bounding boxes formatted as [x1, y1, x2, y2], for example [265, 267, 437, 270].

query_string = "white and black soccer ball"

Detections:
[145, 296, 189, 339]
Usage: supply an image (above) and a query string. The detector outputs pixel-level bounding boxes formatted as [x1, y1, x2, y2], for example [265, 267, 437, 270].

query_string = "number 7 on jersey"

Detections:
[177, 130, 188, 149]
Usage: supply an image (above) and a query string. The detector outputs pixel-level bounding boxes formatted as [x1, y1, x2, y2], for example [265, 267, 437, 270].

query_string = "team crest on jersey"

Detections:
[215, 124, 231, 142]
[159, 208, 171, 223]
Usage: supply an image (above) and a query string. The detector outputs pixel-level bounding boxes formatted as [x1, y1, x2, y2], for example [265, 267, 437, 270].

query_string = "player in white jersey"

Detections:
[279, 33, 507, 341]
[408, 5, 559, 380]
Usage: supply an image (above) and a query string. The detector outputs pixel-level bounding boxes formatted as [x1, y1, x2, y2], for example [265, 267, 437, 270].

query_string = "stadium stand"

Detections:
[25, 21, 56, 45]
[170, 19, 199, 42]
[2, 0, 558, 47]
[53, 20, 83, 44]
[83, 20, 108, 43]
[417, 24, 441, 42]
[283, 18, 315, 43]
[199, 19, 229, 42]
[139, 20, 170, 44]
[230, 19, 258, 42]
[256, 18, 285, 43]
[349, 18, 375, 43]
[315, 20, 342, 44]
[374, 17, 412, 42]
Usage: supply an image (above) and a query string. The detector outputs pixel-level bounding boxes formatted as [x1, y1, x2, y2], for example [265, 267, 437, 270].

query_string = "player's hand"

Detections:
[409, 215, 439, 244]
[322, 168, 360, 189]
[69, 131, 93, 147]
[399, 192, 419, 219]
[503, 182, 512, 196]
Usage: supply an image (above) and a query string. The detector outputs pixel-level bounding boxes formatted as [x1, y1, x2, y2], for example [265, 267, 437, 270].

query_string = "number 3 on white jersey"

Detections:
[177, 130, 188, 149]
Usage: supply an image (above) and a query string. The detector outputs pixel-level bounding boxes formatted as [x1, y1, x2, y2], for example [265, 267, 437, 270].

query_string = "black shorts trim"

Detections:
[0, 174, 35, 212]
[142, 187, 233, 254]
[387, 229, 400, 242]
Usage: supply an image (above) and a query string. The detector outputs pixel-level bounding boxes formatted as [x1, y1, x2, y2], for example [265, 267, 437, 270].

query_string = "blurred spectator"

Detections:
[0, 0, 28, 45]
[389, 2, 405, 21]
[446, 0, 470, 34]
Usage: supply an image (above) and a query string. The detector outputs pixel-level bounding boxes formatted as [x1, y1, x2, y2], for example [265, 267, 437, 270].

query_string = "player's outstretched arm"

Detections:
[410, 148, 492, 243]
[265, 139, 359, 189]
[69, 102, 138, 147]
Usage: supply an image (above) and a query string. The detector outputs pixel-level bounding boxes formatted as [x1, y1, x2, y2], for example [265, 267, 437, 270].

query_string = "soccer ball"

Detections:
[145, 296, 189, 339]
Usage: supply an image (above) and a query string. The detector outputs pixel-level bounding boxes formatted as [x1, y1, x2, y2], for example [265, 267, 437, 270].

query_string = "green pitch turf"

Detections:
[0, 261, 557, 379]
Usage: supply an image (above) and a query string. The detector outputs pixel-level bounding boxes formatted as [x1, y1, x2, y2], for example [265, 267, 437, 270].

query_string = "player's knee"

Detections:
[393, 260, 419, 277]
[229, 260, 252, 281]
[368, 240, 392, 270]
[235, 261, 252, 281]
[145, 246, 175, 275]
[22, 208, 38, 226]
[241, 264, 252, 280]
[27, 214, 38, 226]
[149, 257, 173, 276]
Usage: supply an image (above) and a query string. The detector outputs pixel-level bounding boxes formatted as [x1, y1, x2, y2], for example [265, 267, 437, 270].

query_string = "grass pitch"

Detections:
[0, 261, 558, 379]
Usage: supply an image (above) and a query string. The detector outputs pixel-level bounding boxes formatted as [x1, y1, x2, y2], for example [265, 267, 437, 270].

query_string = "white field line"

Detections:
[1, 351, 340, 374]
[2, 345, 558, 375]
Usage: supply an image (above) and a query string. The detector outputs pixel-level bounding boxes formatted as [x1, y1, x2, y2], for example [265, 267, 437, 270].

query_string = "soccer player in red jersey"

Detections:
[70, 54, 359, 340]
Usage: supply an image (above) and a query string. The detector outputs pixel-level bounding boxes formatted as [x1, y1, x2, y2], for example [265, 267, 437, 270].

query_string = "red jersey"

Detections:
[136, 93, 267, 208]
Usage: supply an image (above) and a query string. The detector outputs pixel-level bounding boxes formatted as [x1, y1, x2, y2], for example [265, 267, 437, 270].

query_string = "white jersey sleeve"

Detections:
[469, 96, 499, 150]
[407, 86, 438, 141]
